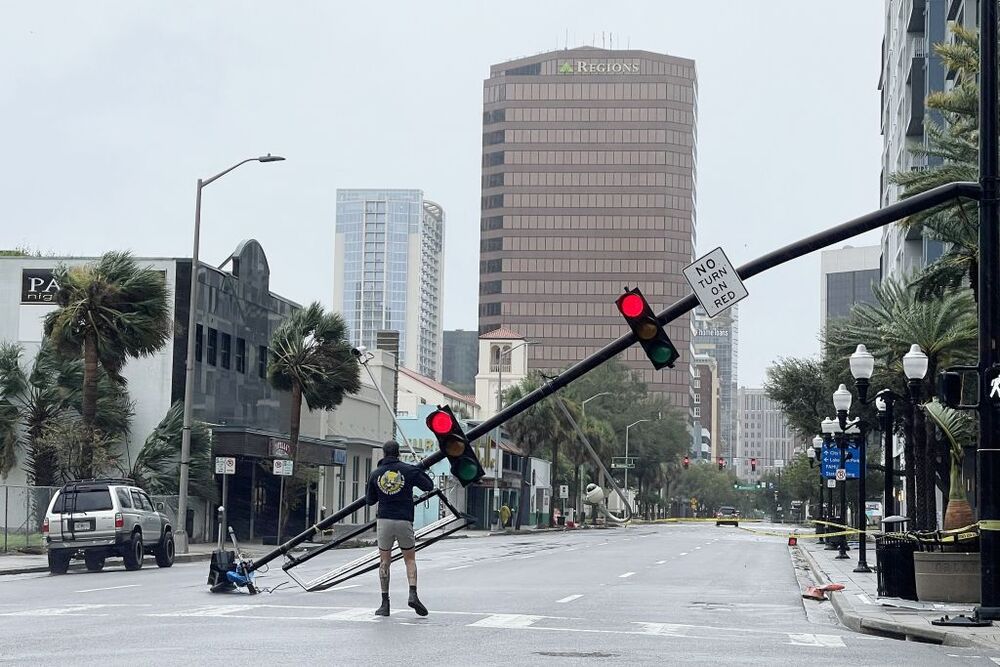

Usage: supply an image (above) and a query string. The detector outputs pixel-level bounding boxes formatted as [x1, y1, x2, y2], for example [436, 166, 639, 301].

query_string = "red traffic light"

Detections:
[428, 410, 454, 435]
[619, 293, 645, 318]
[682, 456, 690, 470]
[717, 457, 724, 470]
[750, 457, 757, 472]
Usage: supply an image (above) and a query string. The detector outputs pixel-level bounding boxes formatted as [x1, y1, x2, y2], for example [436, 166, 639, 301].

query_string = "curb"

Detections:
[796, 544, 992, 648]
[0, 550, 213, 577]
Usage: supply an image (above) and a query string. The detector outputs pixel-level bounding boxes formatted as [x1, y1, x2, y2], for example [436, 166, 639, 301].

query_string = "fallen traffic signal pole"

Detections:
[208, 179, 980, 593]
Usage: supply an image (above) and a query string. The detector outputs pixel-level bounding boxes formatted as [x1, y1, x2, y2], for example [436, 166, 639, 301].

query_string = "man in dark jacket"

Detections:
[366, 440, 434, 617]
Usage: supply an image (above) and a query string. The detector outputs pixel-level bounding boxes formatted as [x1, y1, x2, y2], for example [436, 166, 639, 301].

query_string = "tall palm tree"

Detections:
[42, 251, 170, 478]
[826, 277, 977, 529]
[268, 302, 360, 539]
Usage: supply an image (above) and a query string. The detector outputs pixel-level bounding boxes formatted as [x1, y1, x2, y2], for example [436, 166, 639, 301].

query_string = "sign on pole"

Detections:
[273, 459, 294, 476]
[559, 485, 569, 499]
[215, 457, 236, 475]
[773, 459, 784, 469]
[682, 247, 749, 318]
[611, 457, 636, 469]
[827, 479, 837, 488]
[835, 468, 847, 481]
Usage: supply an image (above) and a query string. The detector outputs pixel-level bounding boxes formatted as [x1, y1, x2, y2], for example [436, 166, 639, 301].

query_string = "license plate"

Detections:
[73, 521, 91, 531]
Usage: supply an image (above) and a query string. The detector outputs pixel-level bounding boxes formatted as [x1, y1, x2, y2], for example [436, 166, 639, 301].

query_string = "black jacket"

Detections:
[365, 456, 434, 522]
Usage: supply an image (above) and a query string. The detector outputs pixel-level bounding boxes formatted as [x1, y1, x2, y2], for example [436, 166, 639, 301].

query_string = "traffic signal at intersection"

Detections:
[750, 458, 757, 472]
[426, 405, 485, 487]
[615, 287, 679, 370]
[717, 457, 724, 470]
[682, 456, 690, 470]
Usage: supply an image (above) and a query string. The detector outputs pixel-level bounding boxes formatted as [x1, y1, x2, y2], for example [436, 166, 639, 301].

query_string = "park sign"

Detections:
[821, 440, 861, 480]
[682, 247, 748, 318]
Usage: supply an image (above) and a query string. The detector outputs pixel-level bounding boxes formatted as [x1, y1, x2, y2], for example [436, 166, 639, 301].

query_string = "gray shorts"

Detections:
[376, 518, 416, 551]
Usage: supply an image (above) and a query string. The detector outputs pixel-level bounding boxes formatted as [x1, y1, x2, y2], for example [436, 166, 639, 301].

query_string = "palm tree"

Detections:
[127, 401, 214, 501]
[890, 24, 981, 300]
[923, 400, 976, 530]
[0, 341, 132, 483]
[42, 251, 170, 478]
[267, 302, 360, 539]
[826, 277, 977, 530]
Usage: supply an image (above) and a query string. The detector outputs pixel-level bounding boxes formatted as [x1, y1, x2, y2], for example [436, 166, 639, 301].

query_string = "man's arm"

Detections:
[414, 468, 434, 493]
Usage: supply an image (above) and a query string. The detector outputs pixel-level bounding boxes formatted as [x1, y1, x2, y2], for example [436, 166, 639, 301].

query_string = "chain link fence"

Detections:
[1, 485, 60, 552]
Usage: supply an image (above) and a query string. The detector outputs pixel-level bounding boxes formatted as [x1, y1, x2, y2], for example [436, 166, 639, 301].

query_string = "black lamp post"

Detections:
[821, 418, 841, 551]
[833, 386, 853, 560]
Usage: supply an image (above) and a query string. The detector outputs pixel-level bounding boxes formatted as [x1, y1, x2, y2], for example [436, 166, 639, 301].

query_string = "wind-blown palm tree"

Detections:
[268, 302, 360, 539]
[826, 277, 977, 530]
[42, 252, 170, 478]
[127, 401, 214, 500]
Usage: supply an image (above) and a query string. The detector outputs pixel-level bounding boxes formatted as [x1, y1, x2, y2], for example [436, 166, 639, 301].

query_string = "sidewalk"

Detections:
[799, 537, 1000, 649]
[0, 523, 578, 576]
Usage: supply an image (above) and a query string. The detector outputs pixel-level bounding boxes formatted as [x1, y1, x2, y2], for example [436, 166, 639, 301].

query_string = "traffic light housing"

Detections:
[717, 457, 724, 470]
[682, 456, 690, 470]
[750, 458, 757, 472]
[615, 287, 679, 370]
[426, 405, 485, 487]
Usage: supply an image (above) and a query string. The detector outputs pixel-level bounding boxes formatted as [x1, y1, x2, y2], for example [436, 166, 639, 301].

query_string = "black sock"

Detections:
[409, 585, 417, 594]
[382, 592, 389, 602]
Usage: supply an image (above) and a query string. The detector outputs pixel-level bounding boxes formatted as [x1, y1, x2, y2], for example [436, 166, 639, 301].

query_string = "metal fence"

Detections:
[0, 485, 59, 552]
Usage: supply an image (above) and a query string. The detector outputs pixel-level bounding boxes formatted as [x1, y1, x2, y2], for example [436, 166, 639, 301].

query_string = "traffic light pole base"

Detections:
[853, 563, 872, 573]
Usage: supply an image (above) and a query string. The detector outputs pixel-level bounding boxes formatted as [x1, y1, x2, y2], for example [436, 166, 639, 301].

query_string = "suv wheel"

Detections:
[84, 553, 105, 572]
[155, 531, 175, 568]
[48, 549, 72, 575]
[123, 533, 144, 571]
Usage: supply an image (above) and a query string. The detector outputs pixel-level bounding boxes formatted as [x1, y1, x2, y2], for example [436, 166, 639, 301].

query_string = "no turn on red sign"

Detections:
[683, 247, 748, 318]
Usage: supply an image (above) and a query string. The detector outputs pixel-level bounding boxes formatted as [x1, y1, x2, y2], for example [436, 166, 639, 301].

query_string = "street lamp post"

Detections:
[809, 434, 824, 540]
[176, 154, 285, 554]
[492, 341, 533, 532]
[623, 419, 650, 499]
[832, 387, 853, 561]
[821, 418, 840, 551]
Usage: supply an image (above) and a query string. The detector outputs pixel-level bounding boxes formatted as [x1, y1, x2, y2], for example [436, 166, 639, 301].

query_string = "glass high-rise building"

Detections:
[693, 305, 738, 462]
[478, 47, 698, 406]
[334, 189, 444, 380]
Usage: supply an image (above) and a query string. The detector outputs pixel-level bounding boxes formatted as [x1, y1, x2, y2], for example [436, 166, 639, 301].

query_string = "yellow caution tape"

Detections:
[980, 520, 1000, 532]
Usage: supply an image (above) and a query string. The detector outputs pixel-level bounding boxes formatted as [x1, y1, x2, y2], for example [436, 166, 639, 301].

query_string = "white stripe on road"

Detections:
[151, 605, 259, 617]
[320, 607, 380, 622]
[445, 564, 473, 571]
[635, 622, 687, 636]
[75, 584, 141, 594]
[469, 613, 544, 628]
[786, 633, 846, 648]
[695, 546, 702, 550]
[619, 572, 635, 578]
[330, 584, 361, 591]
[655, 560, 667, 564]
[556, 595, 583, 604]
[0, 604, 112, 616]
[679, 552, 688, 556]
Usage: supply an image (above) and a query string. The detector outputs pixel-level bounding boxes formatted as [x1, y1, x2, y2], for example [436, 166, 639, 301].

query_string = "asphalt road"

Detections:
[0, 523, 996, 665]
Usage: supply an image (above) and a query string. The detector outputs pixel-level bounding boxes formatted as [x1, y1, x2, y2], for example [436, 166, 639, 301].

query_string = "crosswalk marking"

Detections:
[151, 605, 258, 617]
[320, 607, 380, 622]
[786, 633, 846, 648]
[469, 613, 544, 628]
[556, 595, 582, 604]
[634, 622, 687, 636]
[0, 604, 111, 616]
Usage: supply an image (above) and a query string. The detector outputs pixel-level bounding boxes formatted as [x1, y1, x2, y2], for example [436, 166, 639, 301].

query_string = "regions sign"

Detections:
[558, 60, 640, 75]
[682, 248, 748, 318]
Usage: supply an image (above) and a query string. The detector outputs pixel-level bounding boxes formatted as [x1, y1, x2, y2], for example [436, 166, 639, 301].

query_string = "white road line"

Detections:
[655, 560, 667, 564]
[445, 564, 473, 571]
[634, 622, 687, 636]
[679, 552, 688, 556]
[330, 584, 361, 591]
[470, 613, 545, 628]
[556, 595, 583, 604]
[0, 604, 112, 617]
[75, 584, 141, 594]
[695, 546, 702, 550]
[619, 572, 635, 578]
[786, 633, 846, 648]
[151, 605, 259, 617]
[517, 554, 537, 559]
[320, 607, 380, 622]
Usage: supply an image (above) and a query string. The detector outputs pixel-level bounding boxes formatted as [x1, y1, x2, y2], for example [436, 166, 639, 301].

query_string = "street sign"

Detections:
[682, 247, 749, 318]
[773, 459, 784, 468]
[215, 457, 236, 475]
[821, 441, 861, 479]
[559, 485, 569, 499]
[835, 468, 847, 481]
[611, 457, 637, 469]
[273, 459, 294, 476]
[827, 479, 837, 488]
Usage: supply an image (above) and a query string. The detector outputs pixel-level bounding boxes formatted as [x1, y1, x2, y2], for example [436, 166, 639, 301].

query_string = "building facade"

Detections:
[441, 329, 479, 395]
[736, 387, 798, 482]
[692, 354, 720, 461]
[692, 306, 738, 462]
[333, 189, 445, 380]
[819, 245, 882, 332]
[478, 47, 698, 408]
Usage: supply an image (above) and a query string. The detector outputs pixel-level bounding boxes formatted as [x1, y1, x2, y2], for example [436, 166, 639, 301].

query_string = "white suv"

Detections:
[43, 479, 175, 574]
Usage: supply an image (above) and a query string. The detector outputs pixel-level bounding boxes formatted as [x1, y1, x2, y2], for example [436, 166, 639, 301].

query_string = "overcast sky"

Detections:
[0, 1, 885, 388]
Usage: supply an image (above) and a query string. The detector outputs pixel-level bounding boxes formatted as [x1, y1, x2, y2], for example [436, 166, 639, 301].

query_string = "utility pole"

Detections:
[977, 0, 1000, 621]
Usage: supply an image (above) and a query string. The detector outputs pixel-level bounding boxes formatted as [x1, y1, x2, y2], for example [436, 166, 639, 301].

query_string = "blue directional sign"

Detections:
[821, 438, 861, 480]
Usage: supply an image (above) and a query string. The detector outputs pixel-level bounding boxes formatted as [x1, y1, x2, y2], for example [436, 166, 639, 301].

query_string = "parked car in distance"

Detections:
[715, 506, 739, 527]
[43, 478, 174, 574]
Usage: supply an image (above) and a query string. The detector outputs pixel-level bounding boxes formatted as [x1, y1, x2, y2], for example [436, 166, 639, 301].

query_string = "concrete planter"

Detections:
[913, 551, 980, 603]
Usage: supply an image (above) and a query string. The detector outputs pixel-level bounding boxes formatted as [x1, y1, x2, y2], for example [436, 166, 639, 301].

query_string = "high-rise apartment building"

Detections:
[334, 189, 444, 379]
[737, 387, 798, 482]
[879, 0, 979, 279]
[693, 306, 738, 462]
[692, 354, 720, 461]
[442, 329, 480, 395]
[478, 47, 698, 407]
[820, 245, 882, 332]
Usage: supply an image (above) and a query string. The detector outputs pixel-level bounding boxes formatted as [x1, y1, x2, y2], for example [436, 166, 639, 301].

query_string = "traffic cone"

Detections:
[788, 535, 798, 546]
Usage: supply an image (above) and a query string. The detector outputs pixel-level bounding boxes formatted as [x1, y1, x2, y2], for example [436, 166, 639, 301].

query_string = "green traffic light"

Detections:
[455, 460, 480, 481]
[650, 345, 676, 365]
